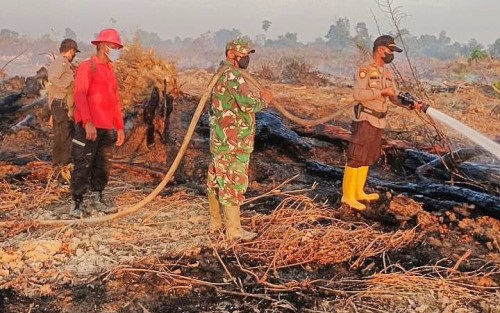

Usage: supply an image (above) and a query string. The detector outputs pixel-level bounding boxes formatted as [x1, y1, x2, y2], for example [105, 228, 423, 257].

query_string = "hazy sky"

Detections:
[1, 0, 498, 46]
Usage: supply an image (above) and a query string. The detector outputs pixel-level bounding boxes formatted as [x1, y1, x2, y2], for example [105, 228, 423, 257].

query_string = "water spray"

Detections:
[397, 92, 500, 160]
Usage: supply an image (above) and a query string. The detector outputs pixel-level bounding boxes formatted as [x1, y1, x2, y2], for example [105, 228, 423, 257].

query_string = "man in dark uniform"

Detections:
[342, 35, 423, 211]
[47, 38, 79, 166]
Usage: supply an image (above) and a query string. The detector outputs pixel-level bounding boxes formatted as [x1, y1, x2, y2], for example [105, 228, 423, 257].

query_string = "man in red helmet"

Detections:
[69, 28, 125, 218]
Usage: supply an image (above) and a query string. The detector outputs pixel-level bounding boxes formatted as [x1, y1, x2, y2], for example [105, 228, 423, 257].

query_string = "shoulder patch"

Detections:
[359, 68, 368, 79]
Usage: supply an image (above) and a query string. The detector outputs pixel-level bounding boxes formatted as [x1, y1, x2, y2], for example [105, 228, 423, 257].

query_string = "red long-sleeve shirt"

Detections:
[73, 56, 124, 130]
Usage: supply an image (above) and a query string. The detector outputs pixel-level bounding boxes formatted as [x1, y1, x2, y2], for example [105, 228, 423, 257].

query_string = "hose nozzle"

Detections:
[397, 91, 430, 112]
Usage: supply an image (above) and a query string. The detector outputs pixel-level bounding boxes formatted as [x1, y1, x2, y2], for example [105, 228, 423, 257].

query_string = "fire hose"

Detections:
[0, 65, 353, 228]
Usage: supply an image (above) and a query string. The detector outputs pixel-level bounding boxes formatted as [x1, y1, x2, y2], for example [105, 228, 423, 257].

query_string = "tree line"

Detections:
[1, 16, 500, 64]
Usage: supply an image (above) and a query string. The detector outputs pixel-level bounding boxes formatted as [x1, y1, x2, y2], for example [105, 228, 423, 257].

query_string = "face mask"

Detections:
[236, 55, 250, 69]
[106, 46, 121, 62]
[382, 52, 394, 64]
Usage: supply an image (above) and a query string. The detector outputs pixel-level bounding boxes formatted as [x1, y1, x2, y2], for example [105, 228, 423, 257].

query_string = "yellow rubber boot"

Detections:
[341, 166, 366, 211]
[355, 166, 380, 202]
[223, 205, 257, 241]
[208, 192, 222, 231]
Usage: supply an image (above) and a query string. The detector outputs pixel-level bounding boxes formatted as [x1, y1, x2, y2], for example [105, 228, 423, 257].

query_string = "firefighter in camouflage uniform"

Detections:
[207, 39, 274, 241]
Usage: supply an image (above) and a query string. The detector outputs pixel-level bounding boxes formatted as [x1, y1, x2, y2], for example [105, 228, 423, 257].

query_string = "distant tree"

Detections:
[262, 20, 272, 32]
[265, 32, 299, 48]
[489, 38, 500, 59]
[438, 30, 451, 45]
[314, 37, 326, 45]
[110, 18, 117, 25]
[398, 28, 411, 38]
[255, 34, 266, 46]
[409, 31, 463, 60]
[462, 38, 484, 56]
[468, 49, 488, 64]
[439, 42, 463, 60]
[354, 22, 369, 38]
[284, 32, 297, 42]
[0, 28, 19, 39]
[417, 34, 440, 56]
[353, 22, 371, 49]
[325, 17, 352, 50]
[213, 28, 242, 50]
[64, 28, 77, 40]
[136, 29, 162, 46]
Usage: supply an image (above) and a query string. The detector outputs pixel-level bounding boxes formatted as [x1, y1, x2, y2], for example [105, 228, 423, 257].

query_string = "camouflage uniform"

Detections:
[207, 46, 267, 206]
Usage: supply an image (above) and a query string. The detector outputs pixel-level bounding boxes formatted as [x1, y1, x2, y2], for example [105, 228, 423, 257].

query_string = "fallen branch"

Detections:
[415, 148, 481, 180]
[1, 49, 27, 71]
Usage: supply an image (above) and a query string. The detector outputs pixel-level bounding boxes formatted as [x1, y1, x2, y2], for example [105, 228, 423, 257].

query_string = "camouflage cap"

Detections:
[226, 39, 255, 54]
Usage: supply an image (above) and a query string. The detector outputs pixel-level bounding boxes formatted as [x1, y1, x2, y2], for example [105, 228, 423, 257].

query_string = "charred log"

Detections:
[22, 67, 48, 97]
[294, 124, 351, 144]
[18, 96, 47, 113]
[143, 86, 160, 148]
[198, 111, 311, 160]
[11, 115, 36, 131]
[294, 123, 414, 150]
[306, 160, 500, 218]
[0, 93, 23, 114]
[255, 111, 312, 160]
[414, 148, 481, 179]
[159, 79, 174, 143]
[405, 149, 500, 191]
[411, 194, 475, 214]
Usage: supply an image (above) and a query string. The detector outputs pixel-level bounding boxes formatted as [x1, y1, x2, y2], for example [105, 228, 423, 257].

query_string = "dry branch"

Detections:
[232, 195, 421, 272]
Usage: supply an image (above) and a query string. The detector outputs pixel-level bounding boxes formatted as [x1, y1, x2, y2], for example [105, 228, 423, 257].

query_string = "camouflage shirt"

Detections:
[209, 61, 267, 154]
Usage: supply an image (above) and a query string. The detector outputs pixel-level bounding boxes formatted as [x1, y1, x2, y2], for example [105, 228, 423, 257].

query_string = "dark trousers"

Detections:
[70, 124, 114, 200]
[51, 99, 74, 165]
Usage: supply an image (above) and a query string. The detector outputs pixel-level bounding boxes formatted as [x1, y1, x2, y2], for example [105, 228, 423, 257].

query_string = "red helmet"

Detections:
[91, 28, 123, 48]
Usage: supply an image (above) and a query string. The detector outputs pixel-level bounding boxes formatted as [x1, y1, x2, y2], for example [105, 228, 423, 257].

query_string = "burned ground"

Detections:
[1, 61, 500, 312]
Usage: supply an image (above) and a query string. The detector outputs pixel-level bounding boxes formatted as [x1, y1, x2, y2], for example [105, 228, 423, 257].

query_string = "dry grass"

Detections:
[0, 162, 66, 213]
[232, 196, 421, 272]
[115, 37, 178, 112]
[340, 263, 500, 312]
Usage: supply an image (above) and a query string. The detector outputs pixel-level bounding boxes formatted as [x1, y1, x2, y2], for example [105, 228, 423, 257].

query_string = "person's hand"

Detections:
[84, 121, 97, 141]
[381, 87, 396, 98]
[116, 129, 125, 147]
[260, 89, 274, 105]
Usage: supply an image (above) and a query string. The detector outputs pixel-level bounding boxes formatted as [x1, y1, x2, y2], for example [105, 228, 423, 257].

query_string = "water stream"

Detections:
[425, 107, 500, 160]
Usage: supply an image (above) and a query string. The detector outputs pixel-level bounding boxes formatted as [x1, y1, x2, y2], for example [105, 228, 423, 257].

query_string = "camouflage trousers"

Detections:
[207, 152, 251, 206]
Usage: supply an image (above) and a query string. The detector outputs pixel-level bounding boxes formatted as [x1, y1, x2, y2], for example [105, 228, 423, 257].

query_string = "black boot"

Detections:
[69, 196, 84, 218]
[90, 191, 117, 214]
